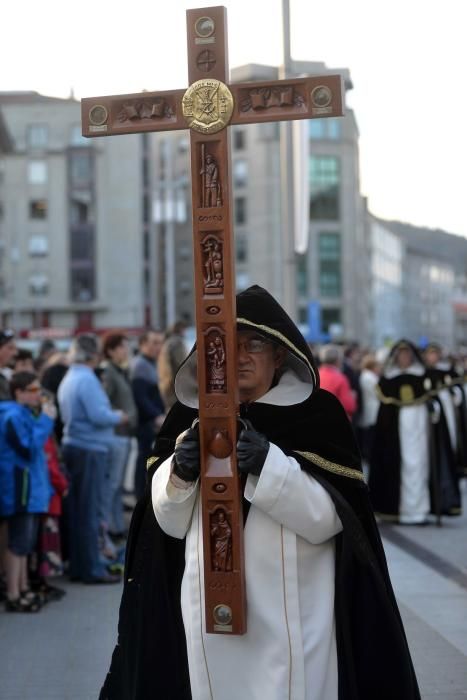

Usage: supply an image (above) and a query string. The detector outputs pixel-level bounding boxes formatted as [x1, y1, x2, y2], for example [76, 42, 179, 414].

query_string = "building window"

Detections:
[236, 234, 248, 263]
[28, 161, 48, 185]
[71, 226, 93, 261]
[29, 199, 47, 219]
[28, 235, 49, 257]
[235, 197, 247, 225]
[71, 268, 94, 302]
[143, 231, 150, 261]
[233, 130, 246, 150]
[70, 125, 89, 147]
[70, 199, 91, 224]
[143, 194, 150, 223]
[233, 160, 248, 188]
[29, 273, 49, 296]
[296, 254, 308, 296]
[319, 232, 341, 297]
[322, 307, 341, 333]
[27, 125, 48, 150]
[309, 156, 340, 220]
[70, 152, 92, 186]
[309, 118, 341, 140]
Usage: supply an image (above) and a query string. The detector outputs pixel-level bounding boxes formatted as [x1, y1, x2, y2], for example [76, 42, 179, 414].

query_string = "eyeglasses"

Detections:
[237, 337, 272, 354]
[25, 386, 41, 393]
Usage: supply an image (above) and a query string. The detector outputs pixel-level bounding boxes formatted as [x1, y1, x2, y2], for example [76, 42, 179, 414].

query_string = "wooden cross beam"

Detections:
[82, 5, 344, 636]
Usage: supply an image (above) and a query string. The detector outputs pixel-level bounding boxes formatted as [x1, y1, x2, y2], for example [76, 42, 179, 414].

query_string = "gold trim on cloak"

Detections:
[375, 384, 432, 407]
[146, 456, 160, 471]
[294, 451, 364, 481]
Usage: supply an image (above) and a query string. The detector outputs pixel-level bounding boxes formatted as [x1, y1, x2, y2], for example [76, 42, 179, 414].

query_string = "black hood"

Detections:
[174, 285, 319, 407]
[383, 338, 426, 377]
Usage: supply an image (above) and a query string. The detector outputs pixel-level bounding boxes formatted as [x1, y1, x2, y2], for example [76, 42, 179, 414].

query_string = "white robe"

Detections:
[152, 441, 342, 700]
[398, 403, 430, 523]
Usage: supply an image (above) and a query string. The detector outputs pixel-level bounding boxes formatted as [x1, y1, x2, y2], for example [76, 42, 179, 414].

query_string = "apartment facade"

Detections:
[0, 92, 145, 333]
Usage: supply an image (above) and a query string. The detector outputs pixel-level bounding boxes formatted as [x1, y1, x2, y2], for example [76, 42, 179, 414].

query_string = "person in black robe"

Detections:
[369, 340, 461, 524]
[100, 287, 420, 700]
[424, 342, 467, 479]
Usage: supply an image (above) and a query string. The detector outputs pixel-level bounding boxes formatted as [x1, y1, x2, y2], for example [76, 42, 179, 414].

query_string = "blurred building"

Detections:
[368, 217, 404, 348]
[0, 91, 145, 333]
[1, 85, 467, 350]
[374, 219, 467, 350]
[0, 110, 13, 308]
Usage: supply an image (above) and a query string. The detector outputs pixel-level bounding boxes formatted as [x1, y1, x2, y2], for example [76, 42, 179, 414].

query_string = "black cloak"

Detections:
[100, 287, 420, 700]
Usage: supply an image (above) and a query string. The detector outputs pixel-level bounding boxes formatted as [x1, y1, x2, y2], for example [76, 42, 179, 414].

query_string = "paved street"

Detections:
[1, 483, 467, 699]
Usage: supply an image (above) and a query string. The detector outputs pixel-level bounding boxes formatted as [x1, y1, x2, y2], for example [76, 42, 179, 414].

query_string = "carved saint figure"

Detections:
[207, 335, 226, 393]
[203, 239, 224, 290]
[210, 509, 232, 572]
[200, 154, 221, 207]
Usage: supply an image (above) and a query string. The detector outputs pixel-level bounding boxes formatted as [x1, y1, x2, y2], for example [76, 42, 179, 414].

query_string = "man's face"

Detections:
[0, 339, 17, 368]
[141, 332, 163, 360]
[237, 331, 285, 403]
[16, 379, 42, 408]
[109, 340, 129, 366]
[396, 347, 413, 370]
[425, 349, 440, 367]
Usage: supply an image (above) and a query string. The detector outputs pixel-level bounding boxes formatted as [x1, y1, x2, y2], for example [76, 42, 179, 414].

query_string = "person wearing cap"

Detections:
[101, 287, 420, 700]
[58, 334, 128, 584]
[0, 330, 17, 401]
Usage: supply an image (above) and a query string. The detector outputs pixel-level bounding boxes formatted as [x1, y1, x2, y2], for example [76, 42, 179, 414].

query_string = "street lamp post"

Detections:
[279, 0, 297, 319]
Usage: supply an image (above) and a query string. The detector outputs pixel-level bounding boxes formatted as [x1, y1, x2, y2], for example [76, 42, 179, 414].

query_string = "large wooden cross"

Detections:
[82, 5, 343, 636]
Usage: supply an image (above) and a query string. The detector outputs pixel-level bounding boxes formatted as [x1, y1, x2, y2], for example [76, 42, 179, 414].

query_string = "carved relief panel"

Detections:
[199, 144, 223, 207]
[239, 85, 304, 113]
[210, 507, 232, 572]
[205, 326, 227, 394]
[116, 97, 174, 124]
[202, 234, 224, 293]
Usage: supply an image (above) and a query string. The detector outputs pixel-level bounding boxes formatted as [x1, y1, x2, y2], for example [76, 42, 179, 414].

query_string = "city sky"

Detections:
[2, 0, 465, 237]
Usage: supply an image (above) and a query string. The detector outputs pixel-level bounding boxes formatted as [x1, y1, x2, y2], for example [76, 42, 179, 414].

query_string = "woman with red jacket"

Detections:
[318, 344, 357, 419]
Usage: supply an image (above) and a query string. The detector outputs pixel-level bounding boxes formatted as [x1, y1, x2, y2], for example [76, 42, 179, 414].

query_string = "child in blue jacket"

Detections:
[0, 371, 56, 612]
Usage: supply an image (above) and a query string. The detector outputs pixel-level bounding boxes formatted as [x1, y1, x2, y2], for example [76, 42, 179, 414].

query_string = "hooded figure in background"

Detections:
[100, 287, 420, 700]
[424, 342, 467, 478]
[369, 339, 461, 524]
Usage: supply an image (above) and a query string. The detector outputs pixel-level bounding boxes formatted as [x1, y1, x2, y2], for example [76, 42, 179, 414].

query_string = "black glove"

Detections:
[173, 426, 201, 482]
[237, 427, 270, 477]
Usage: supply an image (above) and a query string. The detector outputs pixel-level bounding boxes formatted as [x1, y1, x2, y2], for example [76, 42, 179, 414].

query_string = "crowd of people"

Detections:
[0, 319, 465, 619]
[0, 323, 189, 611]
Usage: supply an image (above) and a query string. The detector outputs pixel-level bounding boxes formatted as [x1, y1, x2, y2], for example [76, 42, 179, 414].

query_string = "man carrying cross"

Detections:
[100, 286, 420, 700]
[85, 7, 420, 699]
